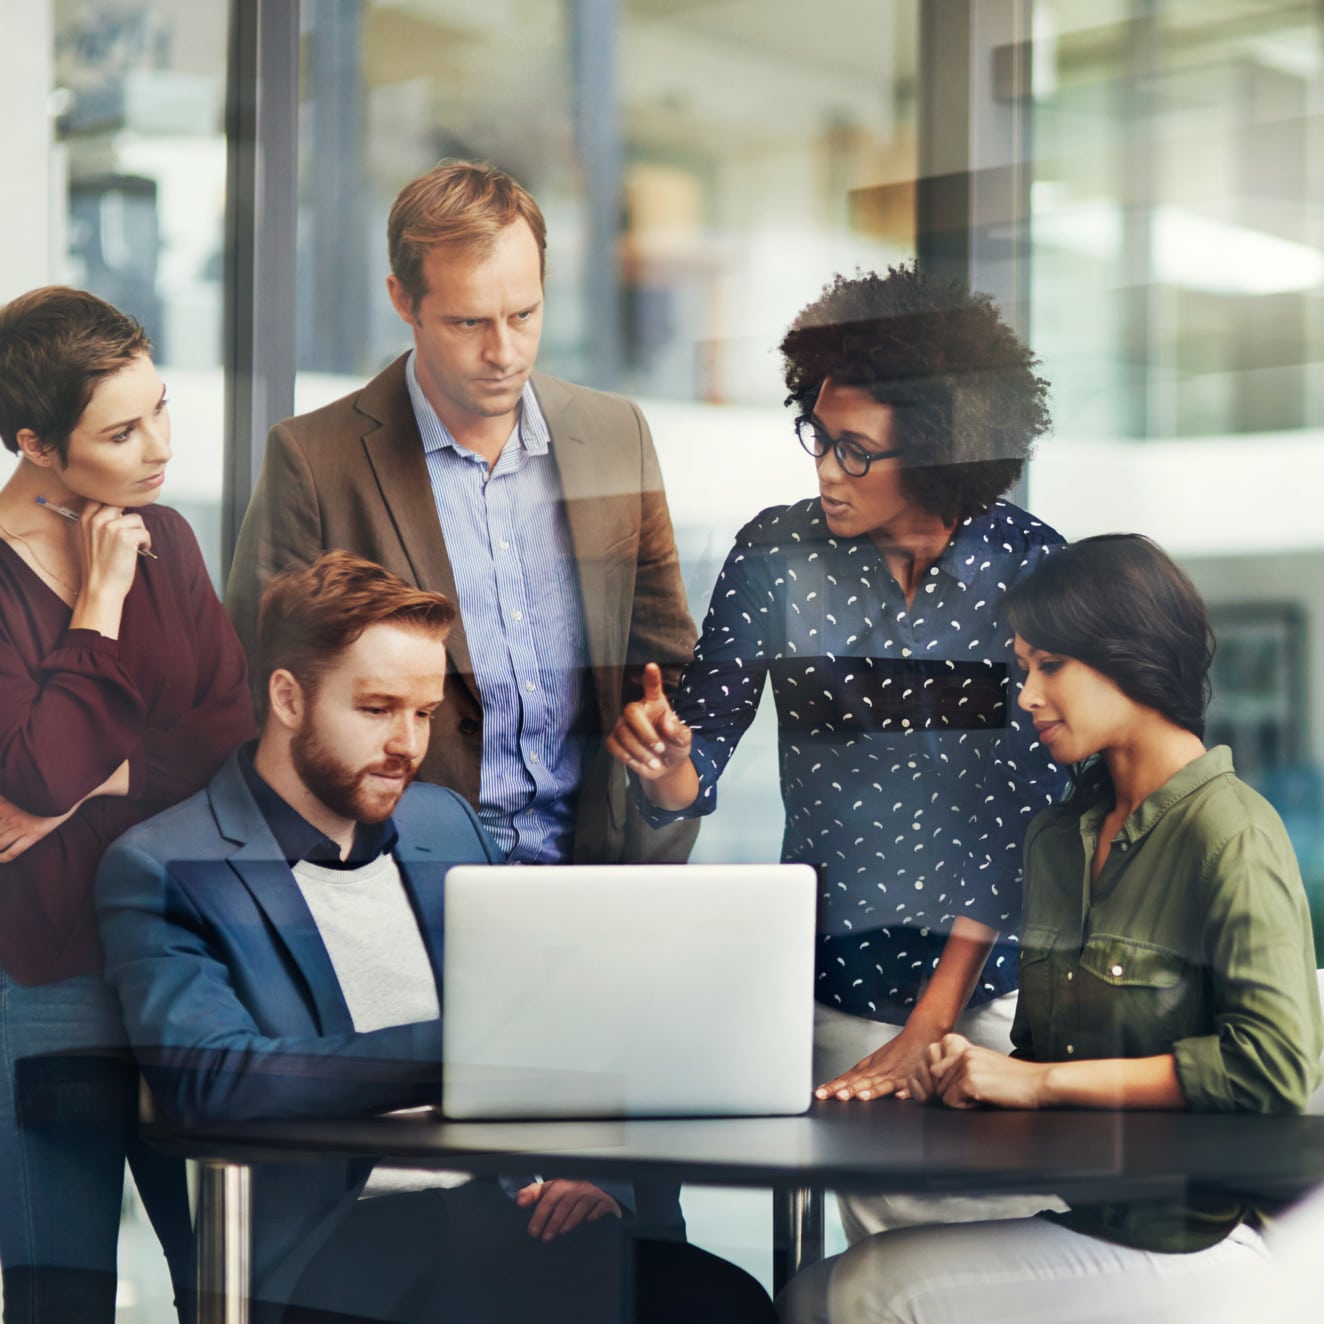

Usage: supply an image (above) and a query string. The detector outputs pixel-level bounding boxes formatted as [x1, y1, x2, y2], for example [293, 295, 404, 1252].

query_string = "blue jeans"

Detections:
[0, 966, 194, 1324]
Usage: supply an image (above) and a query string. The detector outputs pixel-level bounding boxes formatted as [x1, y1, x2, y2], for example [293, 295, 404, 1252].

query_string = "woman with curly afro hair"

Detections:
[608, 263, 1069, 1237]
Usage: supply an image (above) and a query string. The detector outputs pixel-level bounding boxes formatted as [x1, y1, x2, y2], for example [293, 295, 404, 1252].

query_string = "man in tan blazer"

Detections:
[226, 161, 698, 869]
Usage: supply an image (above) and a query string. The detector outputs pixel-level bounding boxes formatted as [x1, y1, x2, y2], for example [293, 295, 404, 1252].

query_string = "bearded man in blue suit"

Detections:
[94, 551, 627, 1323]
[95, 551, 775, 1324]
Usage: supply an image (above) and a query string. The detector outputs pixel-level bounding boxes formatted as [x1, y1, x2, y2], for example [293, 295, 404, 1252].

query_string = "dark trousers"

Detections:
[272, 1183, 776, 1324]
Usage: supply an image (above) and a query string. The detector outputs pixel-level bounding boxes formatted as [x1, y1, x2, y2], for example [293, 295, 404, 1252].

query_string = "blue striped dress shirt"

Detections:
[405, 353, 592, 862]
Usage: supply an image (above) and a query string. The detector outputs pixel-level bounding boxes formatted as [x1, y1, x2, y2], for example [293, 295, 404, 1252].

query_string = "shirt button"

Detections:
[901, 647, 912, 658]
[499, 539, 510, 550]
[524, 680, 535, 693]
[512, 611, 523, 623]
[1065, 1044, 1075, 1055]
[1065, 970, 1073, 982]
[529, 753, 540, 764]
[1110, 963, 1124, 977]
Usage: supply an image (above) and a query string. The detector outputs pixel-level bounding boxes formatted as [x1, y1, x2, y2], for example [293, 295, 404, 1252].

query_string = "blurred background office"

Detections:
[2, 0, 1322, 1314]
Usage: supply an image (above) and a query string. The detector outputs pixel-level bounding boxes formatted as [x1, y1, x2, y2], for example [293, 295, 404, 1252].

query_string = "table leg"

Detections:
[772, 1184, 825, 1292]
[195, 1160, 251, 1324]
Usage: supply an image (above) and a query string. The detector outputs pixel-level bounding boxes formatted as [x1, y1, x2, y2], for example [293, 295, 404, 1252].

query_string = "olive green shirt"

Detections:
[1014, 745, 1322, 1253]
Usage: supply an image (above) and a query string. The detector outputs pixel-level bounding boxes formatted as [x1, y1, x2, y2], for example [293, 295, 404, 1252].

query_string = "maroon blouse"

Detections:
[0, 504, 256, 985]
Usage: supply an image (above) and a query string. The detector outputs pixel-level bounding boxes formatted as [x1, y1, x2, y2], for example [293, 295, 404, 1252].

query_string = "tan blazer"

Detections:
[225, 355, 699, 865]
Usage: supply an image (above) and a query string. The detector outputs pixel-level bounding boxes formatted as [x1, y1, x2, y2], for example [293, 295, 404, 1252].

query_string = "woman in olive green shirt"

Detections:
[781, 534, 1322, 1324]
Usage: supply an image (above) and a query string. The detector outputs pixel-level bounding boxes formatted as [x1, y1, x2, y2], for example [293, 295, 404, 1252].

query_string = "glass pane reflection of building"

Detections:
[0, 10, 232, 1319]
[1028, 0, 1324, 952]
[51, 0, 230, 583]
[296, 0, 922, 865]
[3, 0, 1323, 1311]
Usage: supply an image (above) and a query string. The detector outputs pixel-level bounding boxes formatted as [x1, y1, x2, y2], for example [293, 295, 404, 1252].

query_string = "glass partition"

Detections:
[6, 0, 1322, 1307]
[1029, 0, 1324, 946]
[46, 0, 232, 582]
[0, 5, 233, 1316]
[295, 0, 922, 864]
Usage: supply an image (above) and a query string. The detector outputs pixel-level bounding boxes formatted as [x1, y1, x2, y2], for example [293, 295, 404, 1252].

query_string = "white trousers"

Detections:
[777, 1216, 1271, 1324]
[814, 999, 1067, 1242]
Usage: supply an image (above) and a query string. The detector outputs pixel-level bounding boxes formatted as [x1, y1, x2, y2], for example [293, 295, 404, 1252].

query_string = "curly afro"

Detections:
[780, 264, 1051, 525]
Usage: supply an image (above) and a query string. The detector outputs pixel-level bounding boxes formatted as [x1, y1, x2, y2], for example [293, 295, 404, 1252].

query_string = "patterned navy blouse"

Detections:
[645, 498, 1068, 1023]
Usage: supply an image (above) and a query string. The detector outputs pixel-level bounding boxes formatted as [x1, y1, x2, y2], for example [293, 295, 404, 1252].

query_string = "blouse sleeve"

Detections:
[0, 622, 147, 817]
[132, 517, 256, 810]
[1172, 822, 1323, 1113]
[637, 530, 773, 826]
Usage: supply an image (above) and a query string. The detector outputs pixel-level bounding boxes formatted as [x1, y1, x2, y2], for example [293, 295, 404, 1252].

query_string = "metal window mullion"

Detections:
[222, 0, 300, 580]
[917, 0, 1035, 503]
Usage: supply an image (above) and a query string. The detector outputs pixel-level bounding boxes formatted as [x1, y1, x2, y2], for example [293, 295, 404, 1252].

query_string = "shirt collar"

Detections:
[238, 742, 400, 869]
[936, 503, 1014, 588]
[1080, 745, 1235, 847]
[814, 501, 1010, 588]
[404, 350, 550, 460]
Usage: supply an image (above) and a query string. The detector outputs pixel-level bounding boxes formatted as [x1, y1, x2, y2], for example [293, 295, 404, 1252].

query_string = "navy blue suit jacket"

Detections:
[94, 751, 503, 1304]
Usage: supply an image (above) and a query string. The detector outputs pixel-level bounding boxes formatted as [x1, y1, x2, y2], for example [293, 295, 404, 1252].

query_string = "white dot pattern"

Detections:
[653, 498, 1068, 1022]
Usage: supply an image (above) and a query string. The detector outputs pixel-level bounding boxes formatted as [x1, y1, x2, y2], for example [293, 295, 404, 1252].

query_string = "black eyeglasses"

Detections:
[795, 417, 901, 478]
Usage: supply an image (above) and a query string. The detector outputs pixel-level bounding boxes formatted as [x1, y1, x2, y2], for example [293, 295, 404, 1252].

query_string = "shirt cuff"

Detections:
[1172, 1033, 1228, 1111]
[54, 627, 124, 659]
[628, 769, 705, 829]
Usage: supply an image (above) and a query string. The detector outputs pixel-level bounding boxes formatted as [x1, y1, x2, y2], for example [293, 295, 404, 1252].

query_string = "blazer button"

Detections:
[458, 718, 480, 736]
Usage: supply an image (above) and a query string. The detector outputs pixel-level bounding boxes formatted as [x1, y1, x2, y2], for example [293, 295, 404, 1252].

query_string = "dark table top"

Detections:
[148, 1100, 1324, 1206]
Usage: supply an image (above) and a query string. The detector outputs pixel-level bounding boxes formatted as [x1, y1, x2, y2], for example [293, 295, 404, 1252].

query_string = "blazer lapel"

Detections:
[356, 359, 481, 704]
[395, 839, 448, 990]
[209, 757, 356, 1037]
[533, 372, 623, 734]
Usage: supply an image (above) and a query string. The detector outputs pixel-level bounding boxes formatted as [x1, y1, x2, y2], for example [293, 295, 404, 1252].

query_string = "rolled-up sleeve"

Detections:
[1173, 825, 1323, 1113]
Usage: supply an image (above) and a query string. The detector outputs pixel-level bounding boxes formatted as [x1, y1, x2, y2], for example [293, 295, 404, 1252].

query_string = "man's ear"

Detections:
[386, 274, 418, 328]
[266, 669, 306, 731]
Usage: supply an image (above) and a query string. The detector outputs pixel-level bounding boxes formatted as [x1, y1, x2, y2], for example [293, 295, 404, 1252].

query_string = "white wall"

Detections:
[0, 0, 55, 299]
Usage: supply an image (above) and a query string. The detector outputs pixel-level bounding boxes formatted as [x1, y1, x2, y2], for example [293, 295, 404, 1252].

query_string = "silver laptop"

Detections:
[440, 863, 816, 1120]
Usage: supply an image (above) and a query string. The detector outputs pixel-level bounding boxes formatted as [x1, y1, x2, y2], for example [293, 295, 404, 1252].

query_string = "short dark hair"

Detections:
[0, 286, 151, 464]
[256, 552, 456, 718]
[1004, 534, 1215, 742]
[780, 264, 1051, 525]
[388, 159, 547, 310]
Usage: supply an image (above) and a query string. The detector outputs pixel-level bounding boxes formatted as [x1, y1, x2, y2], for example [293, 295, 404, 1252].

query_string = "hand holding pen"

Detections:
[36, 496, 158, 559]
[37, 497, 155, 639]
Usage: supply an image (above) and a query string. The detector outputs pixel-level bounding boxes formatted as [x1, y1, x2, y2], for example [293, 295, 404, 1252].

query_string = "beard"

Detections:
[290, 722, 418, 826]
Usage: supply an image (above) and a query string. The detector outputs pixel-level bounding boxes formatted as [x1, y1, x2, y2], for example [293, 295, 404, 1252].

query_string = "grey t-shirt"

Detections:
[294, 854, 468, 1193]
[293, 853, 440, 1031]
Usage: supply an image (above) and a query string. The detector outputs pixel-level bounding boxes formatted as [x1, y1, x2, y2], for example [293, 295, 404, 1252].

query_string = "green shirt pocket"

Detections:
[1080, 935, 1196, 1057]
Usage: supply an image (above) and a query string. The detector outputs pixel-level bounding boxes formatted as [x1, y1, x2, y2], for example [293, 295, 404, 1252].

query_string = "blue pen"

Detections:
[35, 496, 159, 559]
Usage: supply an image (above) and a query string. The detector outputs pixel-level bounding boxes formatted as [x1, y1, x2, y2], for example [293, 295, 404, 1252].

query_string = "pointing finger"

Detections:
[641, 661, 665, 702]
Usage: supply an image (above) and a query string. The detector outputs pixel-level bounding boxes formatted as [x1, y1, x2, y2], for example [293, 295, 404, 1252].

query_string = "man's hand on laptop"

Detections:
[515, 1180, 621, 1242]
